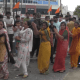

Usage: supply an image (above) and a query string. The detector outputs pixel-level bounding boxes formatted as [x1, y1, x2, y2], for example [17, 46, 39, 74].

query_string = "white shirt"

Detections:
[3, 18, 14, 34]
[53, 21, 61, 32]
[61, 19, 69, 24]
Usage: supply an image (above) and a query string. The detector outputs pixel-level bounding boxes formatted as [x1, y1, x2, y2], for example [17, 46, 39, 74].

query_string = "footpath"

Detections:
[63, 68, 80, 80]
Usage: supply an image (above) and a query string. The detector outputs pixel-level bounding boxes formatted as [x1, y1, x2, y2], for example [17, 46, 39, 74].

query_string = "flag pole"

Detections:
[5, 0, 7, 15]
[48, 0, 50, 16]
[10, 0, 13, 15]
[21, 0, 22, 14]
[16, 0, 17, 16]
[13, 0, 15, 18]
[3, 0, 5, 14]
[60, 0, 62, 13]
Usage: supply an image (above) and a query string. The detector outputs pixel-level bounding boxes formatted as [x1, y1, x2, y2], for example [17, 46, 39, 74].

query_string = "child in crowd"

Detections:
[13, 20, 22, 51]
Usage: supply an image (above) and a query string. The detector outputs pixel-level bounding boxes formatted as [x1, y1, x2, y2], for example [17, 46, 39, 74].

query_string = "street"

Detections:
[1, 55, 80, 80]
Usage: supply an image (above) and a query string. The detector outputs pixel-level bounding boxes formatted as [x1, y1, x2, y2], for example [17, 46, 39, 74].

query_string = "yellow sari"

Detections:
[69, 27, 80, 67]
[0, 36, 6, 63]
[38, 27, 51, 73]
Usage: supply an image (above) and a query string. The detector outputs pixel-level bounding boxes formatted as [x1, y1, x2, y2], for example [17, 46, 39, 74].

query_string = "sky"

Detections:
[62, 0, 80, 11]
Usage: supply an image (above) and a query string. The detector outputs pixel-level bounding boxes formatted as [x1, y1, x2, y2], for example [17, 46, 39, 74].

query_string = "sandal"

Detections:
[59, 70, 65, 73]
[23, 75, 28, 78]
[16, 74, 24, 77]
[43, 70, 49, 75]
[18, 74, 24, 76]
[52, 69, 59, 73]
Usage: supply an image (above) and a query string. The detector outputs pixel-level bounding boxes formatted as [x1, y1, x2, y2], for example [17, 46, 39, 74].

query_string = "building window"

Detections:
[28, 0, 33, 3]
[7, 0, 21, 2]
[7, 0, 10, 2]
[23, 0, 35, 3]
[23, 0, 25, 3]
[17, 0, 21, 2]
[0, 0, 3, 2]
[52, 9, 56, 15]
[36, 8, 56, 15]
[36, 9, 48, 15]
[23, 0, 28, 3]
[23, 0, 26, 3]
[28, 8, 34, 14]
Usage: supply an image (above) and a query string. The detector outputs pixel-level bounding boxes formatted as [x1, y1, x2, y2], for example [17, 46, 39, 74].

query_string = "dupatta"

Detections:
[58, 26, 69, 43]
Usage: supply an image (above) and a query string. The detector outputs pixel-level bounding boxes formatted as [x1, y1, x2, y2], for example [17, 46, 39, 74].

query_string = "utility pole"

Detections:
[60, 0, 62, 13]
[48, 0, 50, 16]
[10, 0, 13, 16]
[21, 0, 22, 14]
[13, 0, 15, 18]
[5, 0, 7, 15]
[16, 0, 17, 16]
[3, 0, 5, 14]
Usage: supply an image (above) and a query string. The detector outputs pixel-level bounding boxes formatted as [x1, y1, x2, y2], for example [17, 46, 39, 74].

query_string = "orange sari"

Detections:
[69, 27, 80, 67]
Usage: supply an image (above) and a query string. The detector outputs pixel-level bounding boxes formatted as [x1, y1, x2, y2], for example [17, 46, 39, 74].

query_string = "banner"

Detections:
[33, 0, 58, 5]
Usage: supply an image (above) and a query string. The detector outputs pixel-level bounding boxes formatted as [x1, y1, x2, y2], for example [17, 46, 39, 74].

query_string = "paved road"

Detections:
[1, 55, 79, 80]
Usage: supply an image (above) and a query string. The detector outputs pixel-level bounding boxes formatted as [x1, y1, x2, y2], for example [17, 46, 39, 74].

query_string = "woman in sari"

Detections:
[0, 20, 11, 79]
[32, 22, 51, 74]
[53, 22, 69, 73]
[14, 21, 33, 78]
[69, 22, 80, 69]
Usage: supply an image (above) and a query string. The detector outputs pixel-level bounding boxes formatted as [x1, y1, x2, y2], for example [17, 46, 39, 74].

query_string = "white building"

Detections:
[0, 0, 60, 16]
[69, 11, 73, 16]
[61, 4, 68, 17]
[61, 4, 74, 17]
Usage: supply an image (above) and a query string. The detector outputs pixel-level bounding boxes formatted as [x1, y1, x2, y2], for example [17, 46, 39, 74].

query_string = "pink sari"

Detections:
[53, 27, 69, 72]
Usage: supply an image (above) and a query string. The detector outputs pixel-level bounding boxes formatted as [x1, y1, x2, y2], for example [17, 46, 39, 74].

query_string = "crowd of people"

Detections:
[0, 11, 80, 79]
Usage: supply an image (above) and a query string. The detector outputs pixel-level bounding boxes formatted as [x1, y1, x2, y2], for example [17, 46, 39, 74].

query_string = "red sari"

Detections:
[53, 27, 69, 72]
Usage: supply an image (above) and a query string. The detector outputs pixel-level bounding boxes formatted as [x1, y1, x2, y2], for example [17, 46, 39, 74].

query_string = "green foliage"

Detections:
[74, 6, 80, 18]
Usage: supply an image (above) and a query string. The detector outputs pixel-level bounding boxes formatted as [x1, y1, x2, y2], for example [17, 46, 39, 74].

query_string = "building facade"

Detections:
[0, 0, 60, 15]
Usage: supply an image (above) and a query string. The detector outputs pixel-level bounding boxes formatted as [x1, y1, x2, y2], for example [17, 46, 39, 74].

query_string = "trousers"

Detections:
[21, 52, 30, 75]
[69, 37, 72, 48]
[21, 60, 28, 75]
[8, 34, 13, 53]
[31, 37, 40, 57]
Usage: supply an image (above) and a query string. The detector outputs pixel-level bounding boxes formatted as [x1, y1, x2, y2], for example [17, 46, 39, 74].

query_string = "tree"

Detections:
[74, 6, 80, 18]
